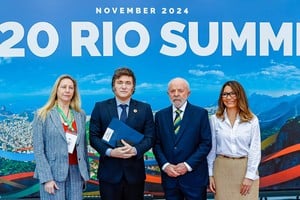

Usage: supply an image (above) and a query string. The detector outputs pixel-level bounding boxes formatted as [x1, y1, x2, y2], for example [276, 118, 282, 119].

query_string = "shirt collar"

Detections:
[115, 98, 130, 106]
[172, 101, 187, 113]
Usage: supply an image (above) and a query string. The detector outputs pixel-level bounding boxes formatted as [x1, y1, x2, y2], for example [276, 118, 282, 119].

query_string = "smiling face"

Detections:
[168, 78, 190, 108]
[113, 75, 134, 102]
[222, 85, 238, 109]
[56, 78, 75, 105]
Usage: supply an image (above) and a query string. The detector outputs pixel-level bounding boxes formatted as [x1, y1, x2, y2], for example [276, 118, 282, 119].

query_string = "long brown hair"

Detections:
[37, 74, 82, 121]
[216, 80, 253, 122]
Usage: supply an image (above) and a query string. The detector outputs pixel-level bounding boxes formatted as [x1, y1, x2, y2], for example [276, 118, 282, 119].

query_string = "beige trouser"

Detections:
[213, 155, 259, 200]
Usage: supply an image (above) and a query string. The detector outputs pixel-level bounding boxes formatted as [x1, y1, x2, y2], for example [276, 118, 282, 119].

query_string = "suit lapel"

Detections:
[107, 98, 138, 125]
[49, 108, 66, 141]
[164, 107, 177, 143]
[127, 99, 138, 125]
[174, 102, 192, 144]
[107, 98, 119, 120]
[74, 111, 81, 144]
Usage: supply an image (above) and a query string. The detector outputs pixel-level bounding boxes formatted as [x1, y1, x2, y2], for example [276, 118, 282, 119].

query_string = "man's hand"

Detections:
[164, 164, 180, 177]
[174, 162, 188, 175]
[110, 139, 136, 159]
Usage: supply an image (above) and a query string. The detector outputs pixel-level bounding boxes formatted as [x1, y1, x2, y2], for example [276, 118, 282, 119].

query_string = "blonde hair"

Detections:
[37, 74, 82, 121]
[216, 80, 253, 122]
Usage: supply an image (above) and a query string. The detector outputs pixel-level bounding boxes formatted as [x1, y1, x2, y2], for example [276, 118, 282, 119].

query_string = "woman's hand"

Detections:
[44, 180, 59, 194]
[240, 178, 253, 196]
[209, 176, 216, 194]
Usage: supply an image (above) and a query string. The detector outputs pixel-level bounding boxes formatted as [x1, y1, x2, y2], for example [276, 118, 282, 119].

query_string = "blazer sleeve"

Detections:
[153, 110, 169, 168]
[32, 114, 54, 183]
[185, 108, 212, 169]
[133, 103, 155, 159]
[89, 102, 110, 156]
[207, 114, 217, 176]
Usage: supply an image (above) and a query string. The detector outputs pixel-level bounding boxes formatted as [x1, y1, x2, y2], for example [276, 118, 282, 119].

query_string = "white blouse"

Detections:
[207, 110, 261, 180]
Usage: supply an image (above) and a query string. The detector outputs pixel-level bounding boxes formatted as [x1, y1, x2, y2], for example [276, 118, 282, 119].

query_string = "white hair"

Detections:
[167, 77, 190, 91]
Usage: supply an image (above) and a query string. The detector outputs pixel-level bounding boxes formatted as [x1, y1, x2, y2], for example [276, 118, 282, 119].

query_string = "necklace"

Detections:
[56, 105, 75, 132]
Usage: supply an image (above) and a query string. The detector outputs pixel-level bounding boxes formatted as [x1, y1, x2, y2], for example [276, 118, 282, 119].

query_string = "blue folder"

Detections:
[102, 118, 144, 147]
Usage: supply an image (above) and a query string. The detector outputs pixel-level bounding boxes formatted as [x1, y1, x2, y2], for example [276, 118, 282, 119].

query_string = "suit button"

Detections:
[174, 147, 177, 149]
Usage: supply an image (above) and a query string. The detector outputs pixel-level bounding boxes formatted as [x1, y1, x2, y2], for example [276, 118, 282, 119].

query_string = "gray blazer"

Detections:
[33, 108, 90, 184]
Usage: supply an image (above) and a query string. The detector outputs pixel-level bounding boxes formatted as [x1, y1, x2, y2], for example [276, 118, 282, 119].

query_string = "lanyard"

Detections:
[56, 105, 75, 132]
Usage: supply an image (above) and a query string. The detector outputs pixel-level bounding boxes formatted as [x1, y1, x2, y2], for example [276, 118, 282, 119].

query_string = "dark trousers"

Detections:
[99, 179, 145, 200]
[164, 185, 207, 200]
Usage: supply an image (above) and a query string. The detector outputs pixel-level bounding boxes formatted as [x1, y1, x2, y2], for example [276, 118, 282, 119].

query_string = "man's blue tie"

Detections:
[174, 109, 182, 134]
[119, 104, 128, 122]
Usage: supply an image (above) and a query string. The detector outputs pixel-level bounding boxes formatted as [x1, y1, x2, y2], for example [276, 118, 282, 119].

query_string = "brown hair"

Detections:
[216, 80, 253, 122]
[37, 74, 81, 121]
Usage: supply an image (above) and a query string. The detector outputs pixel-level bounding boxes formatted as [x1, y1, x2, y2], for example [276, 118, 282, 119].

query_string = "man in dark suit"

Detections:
[89, 67, 155, 200]
[153, 77, 212, 200]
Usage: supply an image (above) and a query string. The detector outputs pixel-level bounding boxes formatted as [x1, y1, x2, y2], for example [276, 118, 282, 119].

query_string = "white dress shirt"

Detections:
[116, 98, 130, 119]
[172, 102, 186, 121]
[207, 110, 261, 180]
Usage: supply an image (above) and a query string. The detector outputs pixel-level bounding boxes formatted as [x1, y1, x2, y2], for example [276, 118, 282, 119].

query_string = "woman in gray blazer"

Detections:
[33, 74, 90, 200]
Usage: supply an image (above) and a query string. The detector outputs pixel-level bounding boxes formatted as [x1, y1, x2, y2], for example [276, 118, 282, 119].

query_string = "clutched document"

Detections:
[102, 118, 144, 147]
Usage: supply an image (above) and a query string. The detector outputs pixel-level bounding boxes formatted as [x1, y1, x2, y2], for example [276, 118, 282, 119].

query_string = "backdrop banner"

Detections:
[1, 0, 300, 198]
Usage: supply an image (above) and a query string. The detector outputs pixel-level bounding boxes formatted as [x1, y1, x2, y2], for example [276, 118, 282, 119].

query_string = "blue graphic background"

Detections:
[1, 0, 300, 198]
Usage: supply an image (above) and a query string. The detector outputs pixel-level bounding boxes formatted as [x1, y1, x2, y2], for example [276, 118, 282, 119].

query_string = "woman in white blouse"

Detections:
[207, 80, 261, 200]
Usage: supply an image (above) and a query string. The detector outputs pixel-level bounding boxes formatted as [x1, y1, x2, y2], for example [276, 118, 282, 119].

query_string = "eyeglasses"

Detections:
[222, 92, 236, 98]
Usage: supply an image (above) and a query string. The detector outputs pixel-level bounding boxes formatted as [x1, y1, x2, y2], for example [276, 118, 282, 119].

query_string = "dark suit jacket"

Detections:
[89, 98, 155, 184]
[153, 102, 212, 188]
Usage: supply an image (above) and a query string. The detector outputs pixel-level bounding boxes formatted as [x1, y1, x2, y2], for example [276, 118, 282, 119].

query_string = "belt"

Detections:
[218, 154, 247, 159]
